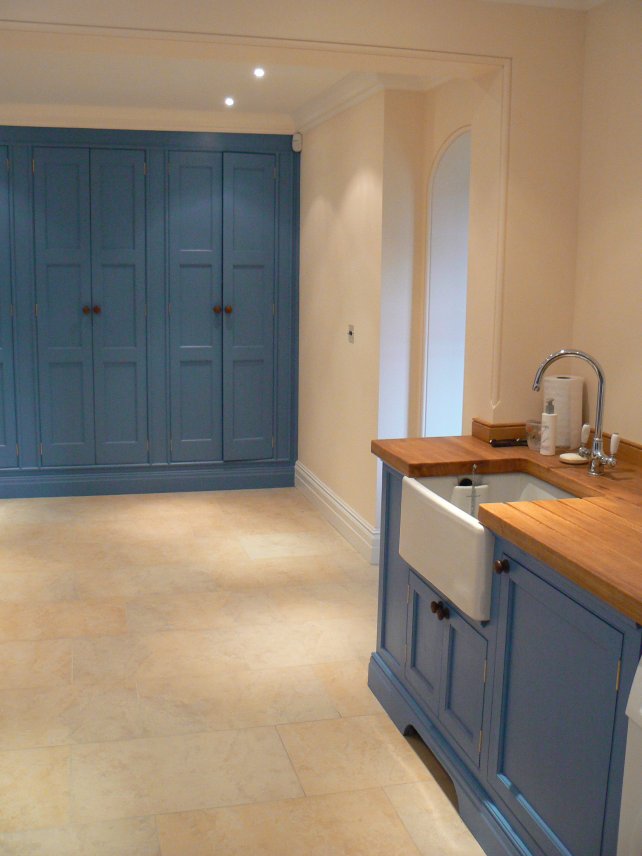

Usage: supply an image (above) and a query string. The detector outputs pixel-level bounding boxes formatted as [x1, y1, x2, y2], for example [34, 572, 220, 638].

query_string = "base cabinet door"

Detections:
[488, 554, 623, 856]
[405, 569, 487, 766]
[0, 146, 18, 468]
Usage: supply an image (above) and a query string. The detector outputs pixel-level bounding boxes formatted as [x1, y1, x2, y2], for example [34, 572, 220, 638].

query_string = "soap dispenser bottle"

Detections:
[540, 398, 557, 456]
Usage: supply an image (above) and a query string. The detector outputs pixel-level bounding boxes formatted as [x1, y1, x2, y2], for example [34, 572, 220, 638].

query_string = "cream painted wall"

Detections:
[573, 0, 642, 442]
[298, 94, 385, 525]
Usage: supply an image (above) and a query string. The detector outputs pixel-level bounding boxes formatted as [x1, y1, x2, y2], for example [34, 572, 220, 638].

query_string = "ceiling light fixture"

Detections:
[253, 67, 265, 78]
[224, 96, 235, 107]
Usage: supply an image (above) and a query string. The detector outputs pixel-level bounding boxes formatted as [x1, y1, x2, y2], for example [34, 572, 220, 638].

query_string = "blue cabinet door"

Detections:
[91, 149, 148, 465]
[168, 151, 223, 463]
[34, 147, 95, 467]
[405, 571, 443, 717]
[488, 555, 623, 856]
[0, 147, 18, 468]
[222, 153, 275, 461]
[439, 610, 487, 766]
[377, 466, 410, 680]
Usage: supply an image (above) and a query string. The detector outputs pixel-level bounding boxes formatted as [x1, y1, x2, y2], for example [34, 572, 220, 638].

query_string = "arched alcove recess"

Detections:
[423, 129, 471, 436]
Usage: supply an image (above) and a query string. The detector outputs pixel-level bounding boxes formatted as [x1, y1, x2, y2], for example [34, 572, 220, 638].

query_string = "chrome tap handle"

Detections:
[609, 433, 620, 457]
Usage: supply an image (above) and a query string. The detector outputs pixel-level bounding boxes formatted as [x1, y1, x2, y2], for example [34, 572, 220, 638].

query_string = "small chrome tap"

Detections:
[532, 348, 619, 476]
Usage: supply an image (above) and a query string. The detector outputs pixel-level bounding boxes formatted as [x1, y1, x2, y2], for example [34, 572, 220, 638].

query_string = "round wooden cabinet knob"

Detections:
[92, 305, 102, 315]
[213, 305, 222, 314]
[224, 305, 233, 314]
[494, 558, 510, 574]
[430, 600, 450, 620]
[82, 305, 91, 315]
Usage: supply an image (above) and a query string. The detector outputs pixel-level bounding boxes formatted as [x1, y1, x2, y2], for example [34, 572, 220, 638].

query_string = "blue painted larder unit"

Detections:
[0, 127, 298, 497]
[369, 464, 642, 856]
[0, 147, 18, 468]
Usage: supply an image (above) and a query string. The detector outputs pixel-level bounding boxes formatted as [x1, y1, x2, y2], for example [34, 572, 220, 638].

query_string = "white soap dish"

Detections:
[559, 452, 586, 465]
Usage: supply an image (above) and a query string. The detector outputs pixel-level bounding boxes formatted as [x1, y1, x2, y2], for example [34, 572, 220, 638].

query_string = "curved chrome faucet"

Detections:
[532, 348, 618, 476]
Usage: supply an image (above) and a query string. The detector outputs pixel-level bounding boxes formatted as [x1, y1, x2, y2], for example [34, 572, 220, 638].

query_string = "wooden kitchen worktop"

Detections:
[372, 435, 642, 624]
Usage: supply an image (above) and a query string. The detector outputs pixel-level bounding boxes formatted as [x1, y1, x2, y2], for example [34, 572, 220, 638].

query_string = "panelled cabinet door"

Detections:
[91, 149, 148, 465]
[33, 147, 95, 467]
[222, 153, 275, 461]
[0, 146, 18, 467]
[405, 571, 444, 718]
[168, 151, 223, 463]
[488, 557, 623, 856]
[438, 610, 487, 766]
[377, 467, 411, 680]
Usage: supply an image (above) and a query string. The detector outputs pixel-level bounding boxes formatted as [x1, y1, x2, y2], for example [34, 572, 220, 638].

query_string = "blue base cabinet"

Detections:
[369, 464, 642, 856]
[0, 127, 298, 497]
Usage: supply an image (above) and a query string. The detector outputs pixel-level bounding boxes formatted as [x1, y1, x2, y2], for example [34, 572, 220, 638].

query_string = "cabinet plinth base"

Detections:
[0, 463, 294, 499]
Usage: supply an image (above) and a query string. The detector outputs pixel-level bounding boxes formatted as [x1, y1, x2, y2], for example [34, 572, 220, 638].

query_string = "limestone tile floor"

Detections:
[0, 488, 484, 855]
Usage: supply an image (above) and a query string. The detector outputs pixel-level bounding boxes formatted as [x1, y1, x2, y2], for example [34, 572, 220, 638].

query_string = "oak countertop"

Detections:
[372, 436, 642, 624]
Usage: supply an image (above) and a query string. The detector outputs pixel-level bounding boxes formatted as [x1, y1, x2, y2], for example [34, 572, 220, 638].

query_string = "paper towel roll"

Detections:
[450, 484, 489, 517]
[542, 375, 583, 448]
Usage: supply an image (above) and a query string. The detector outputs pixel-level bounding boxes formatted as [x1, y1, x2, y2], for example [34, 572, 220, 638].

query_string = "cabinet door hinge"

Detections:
[616, 659, 622, 692]
[146, 438, 150, 452]
[143, 161, 147, 176]
[273, 165, 277, 180]
[39, 442, 43, 458]
[32, 158, 35, 174]
[15, 443, 19, 457]
[406, 584, 411, 605]
[483, 659, 488, 685]
[5, 157, 9, 173]
[478, 730, 483, 755]
[34, 303, 39, 317]
[271, 435, 275, 449]
[272, 302, 275, 317]
[144, 303, 148, 318]
[404, 642, 408, 665]
[169, 437, 173, 452]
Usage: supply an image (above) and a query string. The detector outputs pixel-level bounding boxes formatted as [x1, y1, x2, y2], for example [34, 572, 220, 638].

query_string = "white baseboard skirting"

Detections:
[294, 461, 380, 565]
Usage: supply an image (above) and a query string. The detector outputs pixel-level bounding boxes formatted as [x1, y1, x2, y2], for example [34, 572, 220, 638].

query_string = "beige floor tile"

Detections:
[0, 639, 72, 690]
[385, 782, 485, 856]
[71, 728, 303, 823]
[0, 686, 146, 749]
[156, 789, 421, 856]
[268, 579, 378, 623]
[0, 570, 76, 603]
[312, 659, 384, 717]
[125, 589, 280, 634]
[0, 601, 127, 642]
[278, 714, 430, 796]
[72, 635, 150, 688]
[0, 816, 160, 856]
[74, 564, 219, 599]
[0, 745, 70, 832]
[138, 663, 340, 730]
[238, 530, 346, 560]
[207, 554, 345, 589]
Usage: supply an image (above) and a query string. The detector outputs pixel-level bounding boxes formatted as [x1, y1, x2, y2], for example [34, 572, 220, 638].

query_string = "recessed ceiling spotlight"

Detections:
[224, 96, 235, 107]
[253, 67, 265, 78]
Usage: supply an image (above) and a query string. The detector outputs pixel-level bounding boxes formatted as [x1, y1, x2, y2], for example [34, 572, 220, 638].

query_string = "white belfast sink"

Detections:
[399, 472, 576, 622]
